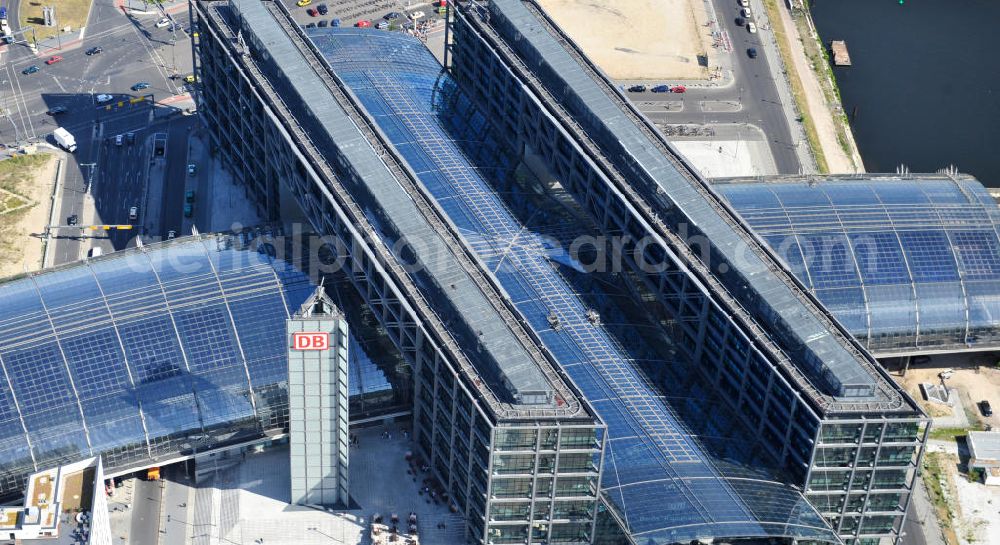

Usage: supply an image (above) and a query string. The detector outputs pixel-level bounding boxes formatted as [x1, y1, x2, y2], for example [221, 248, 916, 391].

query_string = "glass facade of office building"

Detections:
[194, 2, 603, 543]
[450, 1, 929, 544]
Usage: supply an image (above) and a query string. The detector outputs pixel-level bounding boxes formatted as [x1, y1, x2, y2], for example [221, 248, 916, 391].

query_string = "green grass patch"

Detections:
[18, 0, 93, 42]
[928, 427, 976, 441]
[922, 451, 961, 545]
[0, 154, 49, 190]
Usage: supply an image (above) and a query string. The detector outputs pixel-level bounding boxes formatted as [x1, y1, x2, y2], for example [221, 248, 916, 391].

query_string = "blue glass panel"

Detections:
[59, 329, 131, 399]
[914, 283, 967, 341]
[851, 232, 908, 285]
[950, 231, 1000, 281]
[798, 233, 860, 289]
[117, 316, 187, 385]
[898, 230, 960, 282]
[865, 285, 917, 335]
[80, 392, 147, 453]
[170, 305, 243, 374]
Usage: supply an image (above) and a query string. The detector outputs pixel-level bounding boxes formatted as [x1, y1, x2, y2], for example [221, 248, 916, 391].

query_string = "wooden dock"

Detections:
[831, 40, 851, 66]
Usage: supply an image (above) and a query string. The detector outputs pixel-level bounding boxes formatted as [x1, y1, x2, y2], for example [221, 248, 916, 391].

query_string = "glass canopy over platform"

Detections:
[716, 176, 1000, 356]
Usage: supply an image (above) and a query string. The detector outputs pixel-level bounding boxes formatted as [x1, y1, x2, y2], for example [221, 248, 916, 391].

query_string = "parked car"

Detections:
[735, 17, 745, 26]
[356, 19, 372, 28]
[747, 22, 757, 33]
[45, 55, 63, 65]
[129, 206, 138, 221]
[115, 134, 124, 146]
[47, 106, 68, 115]
[318, 19, 328, 27]
[651, 84, 670, 93]
[741, 7, 752, 18]
[627, 84, 646, 92]
[375, 20, 388, 29]
[296, 0, 311, 6]
[317, 3, 328, 14]
[739, 0, 749, 6]
[306, 22, 316, 27]
[332, 18, 341, 27]
[22, 65, 39, 75]
[747, 47, 758, 58]
[96, 94, 114, 103]
[671, 85, 687, 93]
[306, 7, 317, 16]
[155, 17, 171, 28]
[409, 10, 425, 19]
[85, 46, 103, 55]
[385, 11, 401, 19]
[131, 82, 151, 91]
[981, 400, 994, 417]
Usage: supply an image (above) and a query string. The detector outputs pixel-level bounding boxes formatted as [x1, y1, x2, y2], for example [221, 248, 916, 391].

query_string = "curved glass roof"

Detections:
[715, 176, 1000, 355]
[310, 28, 838, 543]
[0, 234, 315, 495]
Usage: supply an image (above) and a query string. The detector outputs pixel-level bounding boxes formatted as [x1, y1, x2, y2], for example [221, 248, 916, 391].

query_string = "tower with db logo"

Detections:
[286, 287, 350, 507]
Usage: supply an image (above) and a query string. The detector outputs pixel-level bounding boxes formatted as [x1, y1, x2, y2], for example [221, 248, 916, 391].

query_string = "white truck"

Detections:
[53, 127, 77, 152]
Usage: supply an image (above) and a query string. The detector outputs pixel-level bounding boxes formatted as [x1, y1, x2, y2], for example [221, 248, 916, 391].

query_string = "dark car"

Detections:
[385, 11, 401, 19]
[747, 47, 758, 58]
[318, 19, 328, 27]
[85, 46, 103, 55]
[22, 65, 39, 75]
[627, 84, 646, 93]
[981, 400, 994, 417]
[651, 84, 671, 93]
[306, 22, 316, 27]
[67, 214, 79, 226]
[306, 7, 317, 16]
[735, 17, 745, 26]
[46, 106, 68, 115]
[317, 3, 328, 14]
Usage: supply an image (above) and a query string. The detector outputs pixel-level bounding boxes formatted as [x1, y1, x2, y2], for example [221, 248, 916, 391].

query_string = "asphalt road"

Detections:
[1, 0, 197, 265]
[622, 0, 802, 174]
[130, 477, 162, 545]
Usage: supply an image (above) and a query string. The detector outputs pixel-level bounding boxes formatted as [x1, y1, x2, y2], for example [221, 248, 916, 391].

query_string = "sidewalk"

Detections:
[771, 0, 863, 173]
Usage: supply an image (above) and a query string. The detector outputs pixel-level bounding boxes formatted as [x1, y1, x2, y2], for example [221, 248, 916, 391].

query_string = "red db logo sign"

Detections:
[293, 332, 329, 351]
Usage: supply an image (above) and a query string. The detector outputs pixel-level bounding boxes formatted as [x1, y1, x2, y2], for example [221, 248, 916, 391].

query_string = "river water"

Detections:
[809, 0, 1000, 186]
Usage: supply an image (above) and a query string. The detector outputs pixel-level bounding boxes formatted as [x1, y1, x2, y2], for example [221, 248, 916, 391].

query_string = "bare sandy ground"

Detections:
[536, 0, 715, 80]
[0, 154, 57, 280]
[899, 357, 1000, 429]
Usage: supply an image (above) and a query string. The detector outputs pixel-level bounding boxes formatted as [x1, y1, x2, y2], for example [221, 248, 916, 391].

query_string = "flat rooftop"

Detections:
[466, 0, 919, 414]
[200, 0, 589, 420]
[969, 431, 1000, 464]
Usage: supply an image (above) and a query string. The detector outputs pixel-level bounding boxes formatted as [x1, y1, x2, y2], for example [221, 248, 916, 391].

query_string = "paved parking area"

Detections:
[281, 0, 445, 30]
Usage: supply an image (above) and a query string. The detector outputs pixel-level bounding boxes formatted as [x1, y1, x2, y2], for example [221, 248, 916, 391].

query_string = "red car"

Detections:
[306, 7, 317, 16]
[45, 55, 63, 65]
[356, 19, 372, 27]
[671, 85, 687, 93]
